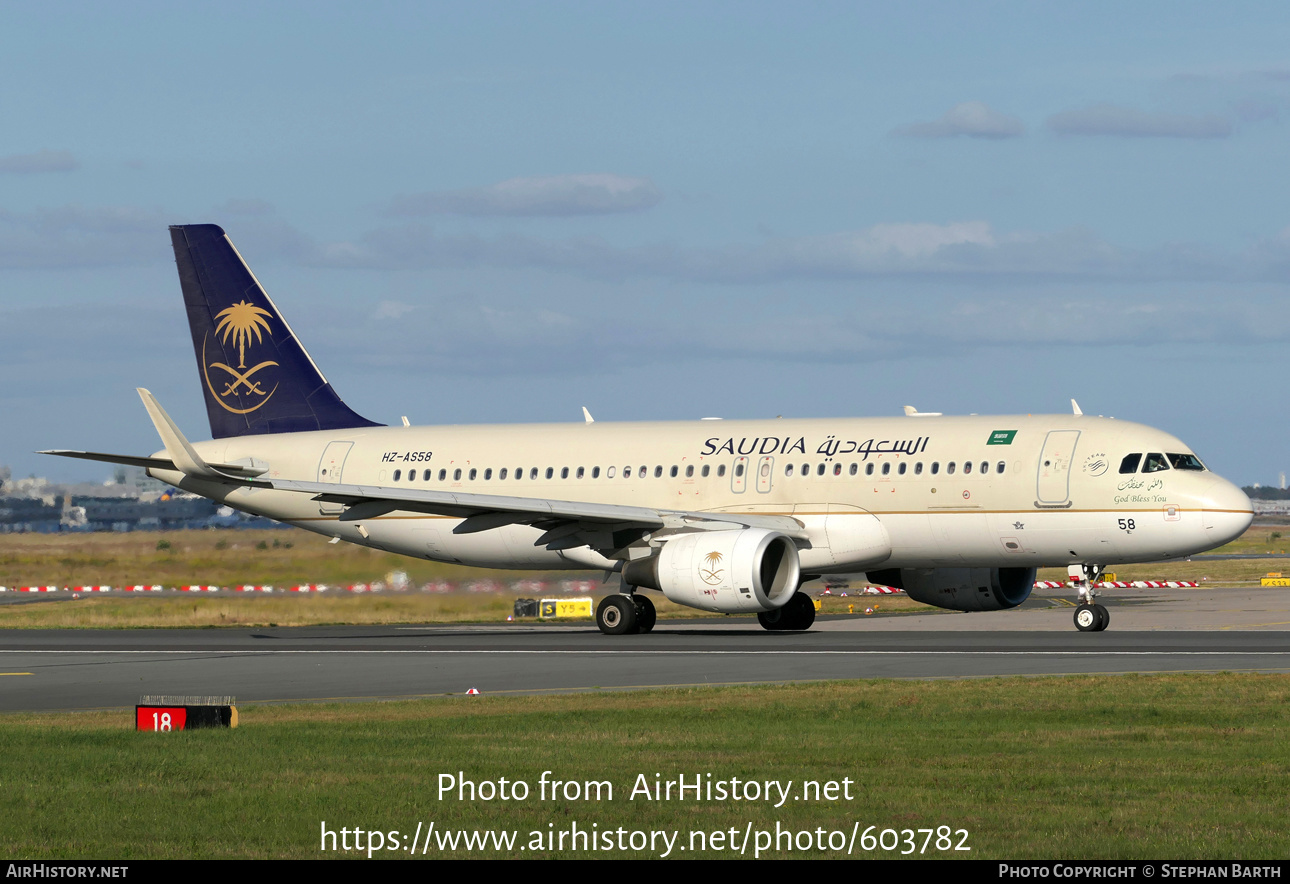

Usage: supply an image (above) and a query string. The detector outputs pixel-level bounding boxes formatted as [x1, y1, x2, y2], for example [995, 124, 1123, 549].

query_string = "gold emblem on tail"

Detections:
[202, 300, 279, 414]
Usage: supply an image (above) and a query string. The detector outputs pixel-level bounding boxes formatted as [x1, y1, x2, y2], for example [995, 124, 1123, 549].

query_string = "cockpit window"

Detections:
[1142, 452, 1170, 473]
[1119, 453, 1142, 474]
[1168, 453, 1206, 471]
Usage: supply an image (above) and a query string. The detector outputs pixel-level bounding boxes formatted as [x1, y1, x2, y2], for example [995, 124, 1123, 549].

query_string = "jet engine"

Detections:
[865, 567, 1035, 612]
[623, 528, 800, 614]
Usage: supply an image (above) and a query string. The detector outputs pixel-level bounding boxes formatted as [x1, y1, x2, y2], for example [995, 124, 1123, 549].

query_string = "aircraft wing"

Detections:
[265, 476, 808, 552]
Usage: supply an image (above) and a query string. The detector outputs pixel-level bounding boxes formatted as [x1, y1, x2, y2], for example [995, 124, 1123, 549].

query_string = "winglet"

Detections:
[1071, 399, 1083, 416]
[137, 388, 227, 481]
[582, 407, 594, 424]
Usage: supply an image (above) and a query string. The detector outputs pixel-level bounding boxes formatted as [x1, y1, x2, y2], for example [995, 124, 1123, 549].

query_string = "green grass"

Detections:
[2, 675, 1288, 859]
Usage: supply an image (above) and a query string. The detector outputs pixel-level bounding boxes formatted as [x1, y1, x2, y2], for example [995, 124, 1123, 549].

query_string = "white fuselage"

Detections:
[149, 413, 1254, 575]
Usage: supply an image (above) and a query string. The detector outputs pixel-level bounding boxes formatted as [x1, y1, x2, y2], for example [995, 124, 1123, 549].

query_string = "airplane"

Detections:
[44, 224, 1254, 634]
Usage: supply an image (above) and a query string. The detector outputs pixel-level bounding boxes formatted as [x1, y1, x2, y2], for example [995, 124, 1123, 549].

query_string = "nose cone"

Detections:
[1200, 478, 1254, 548]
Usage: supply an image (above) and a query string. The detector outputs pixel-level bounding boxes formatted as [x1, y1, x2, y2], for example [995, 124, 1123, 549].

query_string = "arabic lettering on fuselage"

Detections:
[700, 436, 930, 461]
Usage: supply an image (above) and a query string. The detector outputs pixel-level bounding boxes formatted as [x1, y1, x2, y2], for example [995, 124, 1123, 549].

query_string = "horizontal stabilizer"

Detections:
[38, 449, 265, 477]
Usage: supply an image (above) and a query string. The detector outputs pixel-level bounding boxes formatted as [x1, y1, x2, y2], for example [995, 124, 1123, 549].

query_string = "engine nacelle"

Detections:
[623, 528, 800, 614]
[865, 567, 1035, 612]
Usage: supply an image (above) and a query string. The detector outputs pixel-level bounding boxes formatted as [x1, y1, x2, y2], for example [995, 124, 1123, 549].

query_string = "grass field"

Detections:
[2, 675, 1287, 859]
[1, 523, 1286, 629]
[3, 523, 1285, 589]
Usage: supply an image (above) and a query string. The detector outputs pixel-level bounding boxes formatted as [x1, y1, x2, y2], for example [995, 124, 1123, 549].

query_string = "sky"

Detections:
[2, 1, 1287, 486]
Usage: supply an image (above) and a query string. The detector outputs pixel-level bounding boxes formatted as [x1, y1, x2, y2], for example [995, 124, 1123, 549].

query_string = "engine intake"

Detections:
[623, 528, 800, 613]
[865, 567, 1035, 612]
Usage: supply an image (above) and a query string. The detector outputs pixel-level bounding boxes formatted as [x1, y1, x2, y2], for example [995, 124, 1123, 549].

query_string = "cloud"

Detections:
[0, 150, 78, 174]
[324, 219, 1232, 286]
[1046, 103, 1231, 138]
[892, 102, 1024, 139]
[387, 173, 663, 217]
[0, 204, 169, 268]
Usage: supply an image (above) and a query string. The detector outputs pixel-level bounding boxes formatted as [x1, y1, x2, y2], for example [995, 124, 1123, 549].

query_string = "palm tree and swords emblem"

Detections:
[201, 300, 280, 414]
[699, 550, 725, 586]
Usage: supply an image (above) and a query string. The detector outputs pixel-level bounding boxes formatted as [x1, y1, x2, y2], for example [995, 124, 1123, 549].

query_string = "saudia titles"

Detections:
[201, 300, 280, 414]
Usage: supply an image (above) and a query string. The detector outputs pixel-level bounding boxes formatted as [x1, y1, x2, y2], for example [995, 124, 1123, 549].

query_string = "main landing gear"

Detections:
[1069, 564, 1110, 632]
[595, 593, 656, 635]
[758, 592, 816, 632]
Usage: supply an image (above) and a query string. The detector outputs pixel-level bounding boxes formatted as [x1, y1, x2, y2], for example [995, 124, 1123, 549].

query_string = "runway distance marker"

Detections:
[136, 694, 238, 731]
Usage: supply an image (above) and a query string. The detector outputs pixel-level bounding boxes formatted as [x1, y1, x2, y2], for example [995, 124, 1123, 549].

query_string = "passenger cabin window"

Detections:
[1119, 453, 1142, 474]
[898, 463, 907, 475]
[500, 468, 508, 480]
[453, 469, 462, 481]
[530, 467, 538, 480]
[670, 466, 678, 478]
[734, 464, 745, 477]
[785, 464, 795, 476]
[980, 461, 988, 474]
[915, 463, 923, 475]
[438, 469, 447, 481]
[469, 468, 477, 480]
[963, 462, 972, 475]
[423, 469, 432, 480]
[1142, 453, 1170, 473]
[607, 466, 616, 478]
[833, 464, 842, 476]
[685, 465, 694, 478]
[881, 463, 890, 476]
[592, 467, 600, 478]
[947, 462, 956, 475]
[701, 465, 710, 477]
[561, 467, 569, 479]
[865, 463, 875, 476]
[931, 462, 940, 475]
[576, 467, 585, 479]
[1168, 453, 1206, 471]
[484, 468, 492, 480]
[639, 466, 647, 478]
[718, 465, 726, 477]
[816, 463, 826, 476]
[996, 462, 1006, 474]
[849, 463, 858, 476]
[393, 470, 401, 481]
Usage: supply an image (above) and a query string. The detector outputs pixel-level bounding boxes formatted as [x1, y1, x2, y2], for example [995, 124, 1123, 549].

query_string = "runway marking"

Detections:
[0, 672, 32, 676]
[2, 650, 1288, 657]
[1221, 621, 1290, 630]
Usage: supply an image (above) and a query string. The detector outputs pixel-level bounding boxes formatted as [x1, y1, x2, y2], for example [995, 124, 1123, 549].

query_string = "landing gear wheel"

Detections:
[1093, 603, 1110, 632]
[788, 592, 816, 631]
[758, 608, 787, 631]
[596, 595, 639, 635]
[633, 595, 656, 633]
[1074, 603, 1101, 632]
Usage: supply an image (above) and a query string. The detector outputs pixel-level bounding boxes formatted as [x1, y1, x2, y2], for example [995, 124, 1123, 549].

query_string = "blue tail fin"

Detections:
[170, 224, 383, 438]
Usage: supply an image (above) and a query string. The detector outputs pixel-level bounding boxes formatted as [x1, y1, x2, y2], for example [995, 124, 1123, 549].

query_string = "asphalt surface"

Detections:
[2, 585, 1289, 712]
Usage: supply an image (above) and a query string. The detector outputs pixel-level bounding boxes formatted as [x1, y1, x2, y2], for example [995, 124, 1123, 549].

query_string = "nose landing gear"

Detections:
[1070, 564, 1110, 632]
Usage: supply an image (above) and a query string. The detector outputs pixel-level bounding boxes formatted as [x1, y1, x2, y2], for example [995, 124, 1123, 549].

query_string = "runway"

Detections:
[2, 585, 1289, 712]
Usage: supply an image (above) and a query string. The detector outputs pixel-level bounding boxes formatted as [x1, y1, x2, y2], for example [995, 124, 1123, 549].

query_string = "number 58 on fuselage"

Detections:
[44, 225, 1253, 634]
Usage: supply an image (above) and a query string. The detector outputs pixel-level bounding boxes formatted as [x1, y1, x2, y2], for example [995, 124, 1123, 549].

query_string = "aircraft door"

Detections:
[731, 456, 748, 493]
[756, 456, 774, 493]
[317, 441, 353, 515]
[1036, 430, 1079, 506]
